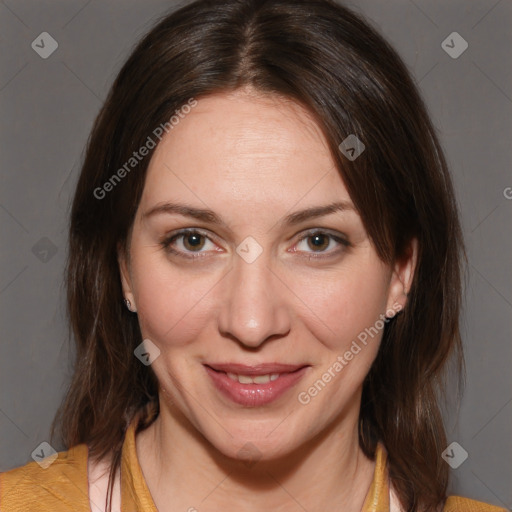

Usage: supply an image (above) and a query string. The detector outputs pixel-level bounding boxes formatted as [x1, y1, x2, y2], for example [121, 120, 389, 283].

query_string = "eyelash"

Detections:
[160, 228, 350, 261]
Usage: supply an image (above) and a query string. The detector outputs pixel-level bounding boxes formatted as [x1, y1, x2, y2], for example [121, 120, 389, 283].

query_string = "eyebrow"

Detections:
[142, 200, 355, 228]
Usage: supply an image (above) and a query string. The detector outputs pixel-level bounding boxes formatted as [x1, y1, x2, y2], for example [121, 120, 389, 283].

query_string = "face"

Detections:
[119, 88, 414, 461]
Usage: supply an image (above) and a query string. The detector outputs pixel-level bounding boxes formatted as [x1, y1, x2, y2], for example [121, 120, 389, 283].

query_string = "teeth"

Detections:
[226, 372, 281, 384]
[239, 374, 255, 384]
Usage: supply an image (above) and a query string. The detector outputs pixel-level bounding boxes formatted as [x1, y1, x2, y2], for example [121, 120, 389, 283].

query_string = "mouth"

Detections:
[203, 363, 310, 407]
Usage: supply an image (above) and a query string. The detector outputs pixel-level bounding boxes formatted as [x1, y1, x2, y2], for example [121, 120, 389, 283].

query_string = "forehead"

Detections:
[140, 90, 351, 217]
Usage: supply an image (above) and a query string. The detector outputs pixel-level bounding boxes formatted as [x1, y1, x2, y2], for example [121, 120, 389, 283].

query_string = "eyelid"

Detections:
[295, 228, 350, 244]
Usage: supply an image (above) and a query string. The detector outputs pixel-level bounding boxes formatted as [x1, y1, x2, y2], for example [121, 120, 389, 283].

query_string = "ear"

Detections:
[117, 241, 137, 313]
[385, 238, 418, 317]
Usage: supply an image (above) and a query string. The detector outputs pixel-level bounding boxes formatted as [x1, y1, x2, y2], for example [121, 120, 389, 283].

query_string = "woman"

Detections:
[0, 0, 506, 511]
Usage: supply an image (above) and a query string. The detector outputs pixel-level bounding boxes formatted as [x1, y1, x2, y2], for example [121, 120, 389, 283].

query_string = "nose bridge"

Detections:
[217, 244, 290, 347]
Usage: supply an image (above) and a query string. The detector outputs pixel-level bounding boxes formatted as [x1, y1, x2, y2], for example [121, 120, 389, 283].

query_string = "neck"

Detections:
[136, 395, 376, 512]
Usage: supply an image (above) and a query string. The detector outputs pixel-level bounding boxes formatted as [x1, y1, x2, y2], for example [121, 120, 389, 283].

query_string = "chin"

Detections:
[199, 416, 309, 465]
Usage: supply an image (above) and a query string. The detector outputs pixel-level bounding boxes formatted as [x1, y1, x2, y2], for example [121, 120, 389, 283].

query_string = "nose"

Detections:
[217, 250, 291, 348]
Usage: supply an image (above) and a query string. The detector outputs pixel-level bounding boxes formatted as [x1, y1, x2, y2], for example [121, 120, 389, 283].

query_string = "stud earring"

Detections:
[124, 298, 132, 311]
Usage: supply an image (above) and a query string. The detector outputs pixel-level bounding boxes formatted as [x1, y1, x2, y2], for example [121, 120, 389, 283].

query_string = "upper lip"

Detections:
[205, 363, 308, 375]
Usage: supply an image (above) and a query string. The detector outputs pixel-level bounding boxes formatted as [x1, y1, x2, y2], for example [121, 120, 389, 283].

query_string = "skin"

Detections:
[118, 87, 417, 512]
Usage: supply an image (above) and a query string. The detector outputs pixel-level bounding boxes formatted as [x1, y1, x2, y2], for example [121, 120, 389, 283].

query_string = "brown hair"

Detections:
[52, 1, 466, 510]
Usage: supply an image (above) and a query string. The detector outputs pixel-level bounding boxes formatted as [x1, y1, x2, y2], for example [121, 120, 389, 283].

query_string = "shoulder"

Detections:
[0, 443, 90, 512]
[444, 495, 508, 512]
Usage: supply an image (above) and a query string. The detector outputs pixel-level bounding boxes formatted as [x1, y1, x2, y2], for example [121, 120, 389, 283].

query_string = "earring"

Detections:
[124, 298, 132, 311]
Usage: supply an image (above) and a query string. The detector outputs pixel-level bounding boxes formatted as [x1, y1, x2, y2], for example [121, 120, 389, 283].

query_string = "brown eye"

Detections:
[182, 232, 206, 251]
[307, 233, 330, 252]
[294, 230, 350, 258]
[161, 229, 217, 259]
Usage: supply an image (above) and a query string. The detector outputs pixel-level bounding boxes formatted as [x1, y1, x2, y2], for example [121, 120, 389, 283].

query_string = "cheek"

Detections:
[130, 247, 218, 347]
[294, 257, 390, 353]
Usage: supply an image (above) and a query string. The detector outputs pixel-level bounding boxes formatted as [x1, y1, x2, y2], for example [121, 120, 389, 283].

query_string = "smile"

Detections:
[204, 363, 309, 407]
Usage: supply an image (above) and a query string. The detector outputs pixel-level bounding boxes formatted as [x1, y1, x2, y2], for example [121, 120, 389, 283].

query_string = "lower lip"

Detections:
[204, 365, 309, 407]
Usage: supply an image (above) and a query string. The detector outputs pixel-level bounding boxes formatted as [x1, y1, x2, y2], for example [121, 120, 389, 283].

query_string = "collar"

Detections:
[361, 441, 391, 511]
[120, 411, 158, 511]
[120, 412, 391, 511]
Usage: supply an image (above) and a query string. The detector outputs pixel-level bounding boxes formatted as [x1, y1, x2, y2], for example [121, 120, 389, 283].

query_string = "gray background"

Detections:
[0, 0, 510, 508]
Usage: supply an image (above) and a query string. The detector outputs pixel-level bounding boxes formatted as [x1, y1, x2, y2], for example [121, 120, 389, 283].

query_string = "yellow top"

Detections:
[0, 413, 506, 512]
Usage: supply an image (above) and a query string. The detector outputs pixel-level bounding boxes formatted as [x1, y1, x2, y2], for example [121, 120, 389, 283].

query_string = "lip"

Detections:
[204, 363, 309, 407]
[206, 362, 305, 375]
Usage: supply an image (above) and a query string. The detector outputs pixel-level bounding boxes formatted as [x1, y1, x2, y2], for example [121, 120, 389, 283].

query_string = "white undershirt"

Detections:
[87, 455, 121, 512]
